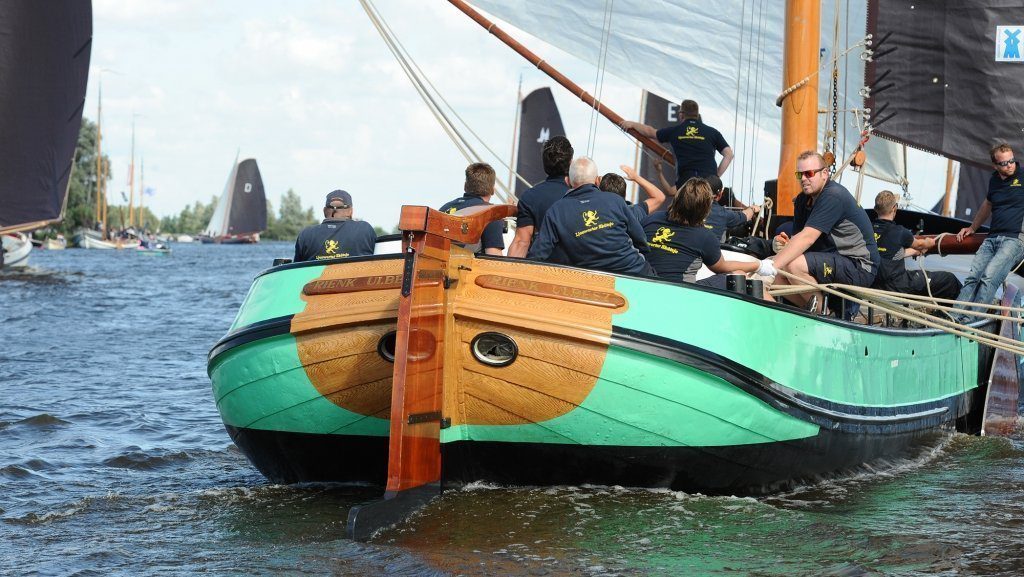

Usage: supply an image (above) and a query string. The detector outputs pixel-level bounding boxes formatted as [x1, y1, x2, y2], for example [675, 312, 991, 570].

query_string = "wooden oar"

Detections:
[346, 203, 516, 541]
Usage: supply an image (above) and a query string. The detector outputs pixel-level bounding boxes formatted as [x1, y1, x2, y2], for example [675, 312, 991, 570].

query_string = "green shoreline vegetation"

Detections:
[39, 118, 394, 241]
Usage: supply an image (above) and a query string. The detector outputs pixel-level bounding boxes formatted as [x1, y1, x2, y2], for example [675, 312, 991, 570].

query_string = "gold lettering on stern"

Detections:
[475, 275, 626, 309]
[302, 274, 407, 296]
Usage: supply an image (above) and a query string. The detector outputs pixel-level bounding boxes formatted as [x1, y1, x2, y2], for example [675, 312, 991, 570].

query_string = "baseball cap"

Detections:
[705, 174, 724, 194]
[325, 189, 352, 208]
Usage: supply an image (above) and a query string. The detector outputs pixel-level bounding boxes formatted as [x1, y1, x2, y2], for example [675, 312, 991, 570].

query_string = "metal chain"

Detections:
[829, 68, 839, 156]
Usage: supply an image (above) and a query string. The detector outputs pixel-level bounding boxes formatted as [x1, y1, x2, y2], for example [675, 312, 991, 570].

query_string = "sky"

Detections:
[87, 0, 948, 230]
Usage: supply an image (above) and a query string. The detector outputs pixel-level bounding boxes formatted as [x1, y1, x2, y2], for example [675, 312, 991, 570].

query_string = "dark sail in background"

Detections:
[866, 1, 1024, 169]
[0, 0, 92, 232]
[637, 91, 678, 206]
[513, 88, 566, 197]
[955, 163, 992, 223]
[227, 159, 266, 235]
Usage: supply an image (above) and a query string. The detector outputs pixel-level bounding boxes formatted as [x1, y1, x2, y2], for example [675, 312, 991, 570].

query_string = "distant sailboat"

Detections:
[199, 158, 267, 244]
[511, 87, 566, 197]
[0, 0, 92, 269]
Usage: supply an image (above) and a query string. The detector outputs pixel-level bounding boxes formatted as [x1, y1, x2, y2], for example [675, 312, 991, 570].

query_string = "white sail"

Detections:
[467, 0, 904, 194]
[203, 158, 239, 237]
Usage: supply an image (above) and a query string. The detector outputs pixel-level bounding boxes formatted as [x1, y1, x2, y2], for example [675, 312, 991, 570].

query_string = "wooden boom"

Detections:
[447, 0, 675, 165]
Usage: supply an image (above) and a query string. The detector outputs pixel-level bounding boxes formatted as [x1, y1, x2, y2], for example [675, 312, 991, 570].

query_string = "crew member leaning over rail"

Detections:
[527, 156, 654, 276]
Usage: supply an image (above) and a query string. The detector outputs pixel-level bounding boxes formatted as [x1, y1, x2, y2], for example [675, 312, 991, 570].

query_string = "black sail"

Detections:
[866, 1, 1024, 169]
[514, 88, 566, 198]
[638, 91, 679, 209]
[0, 0, 92, 232]
[226, 159, 266, 235]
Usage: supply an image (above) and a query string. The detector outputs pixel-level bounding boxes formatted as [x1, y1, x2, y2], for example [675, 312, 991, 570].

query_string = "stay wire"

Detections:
[587, 0, 615, 157]
[362, 0, 528, 202]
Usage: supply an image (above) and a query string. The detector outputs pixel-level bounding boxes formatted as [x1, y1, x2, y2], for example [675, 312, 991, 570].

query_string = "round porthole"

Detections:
[377, 331, 397, 362]
[470, 332, 518, 367]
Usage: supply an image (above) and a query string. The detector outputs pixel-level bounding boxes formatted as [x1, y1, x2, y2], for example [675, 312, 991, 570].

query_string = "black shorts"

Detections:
[803, 252, 875, 287]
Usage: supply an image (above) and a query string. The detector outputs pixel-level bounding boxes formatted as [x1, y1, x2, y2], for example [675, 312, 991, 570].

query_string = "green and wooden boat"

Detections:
[208, 204, 1007, 492]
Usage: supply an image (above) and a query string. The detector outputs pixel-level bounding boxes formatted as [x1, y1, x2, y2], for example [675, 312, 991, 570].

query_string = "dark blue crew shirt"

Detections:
[656, 119, 729, 185]
[439, 193, 505, 252]
[643, 210, 722, 282]
[986, 162, 1024, 240]
[294, 218, 377, 262]
[515, 176, 569, 232]
[872, 218, 915, 290]
[704, 202, 747, 242]
[527, 184, 650, 275]
[793, 179, 880, 273]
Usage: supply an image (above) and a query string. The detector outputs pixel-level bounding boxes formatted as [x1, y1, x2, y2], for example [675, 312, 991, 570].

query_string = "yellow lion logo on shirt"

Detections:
[651, 227, 674, 244]
[324, 239, 339, 255]
[685, 126, 699, 137]
[446, 207, 459, 214]
[582, 210, 600, 227]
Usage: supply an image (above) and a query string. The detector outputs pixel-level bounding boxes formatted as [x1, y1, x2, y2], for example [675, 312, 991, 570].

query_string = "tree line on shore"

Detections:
[44, 117, 335, 241]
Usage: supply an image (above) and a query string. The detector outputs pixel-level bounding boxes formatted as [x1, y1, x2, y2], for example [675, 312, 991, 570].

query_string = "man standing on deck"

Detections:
[761, 150, 880, 312]
[527, 157, 652, 276]
[953, 143, 1024, 318]
[293, 190, 377, 262]
[620, 100, 734, 186]
[508, 136, 574, 258]
[872, 190, 961, 299]
[439, 162, 505, 256]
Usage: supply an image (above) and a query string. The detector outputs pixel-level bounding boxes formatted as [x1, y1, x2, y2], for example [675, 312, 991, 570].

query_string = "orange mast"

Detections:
[777, 0, 820, 217]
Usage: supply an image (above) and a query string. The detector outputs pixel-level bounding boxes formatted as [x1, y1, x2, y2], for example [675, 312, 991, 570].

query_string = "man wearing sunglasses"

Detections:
[952, 143, 1024, 319]
[760, 150, 880, 312]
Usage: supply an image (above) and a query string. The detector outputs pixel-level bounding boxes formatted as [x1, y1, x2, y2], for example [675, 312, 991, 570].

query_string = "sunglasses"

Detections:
[795, 167, 827, 180]
[994, 159, 1016, 167]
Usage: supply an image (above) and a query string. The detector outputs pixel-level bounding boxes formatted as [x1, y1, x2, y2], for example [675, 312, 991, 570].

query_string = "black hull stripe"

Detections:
[208, 315, 294, 367]
[610, 326, 970, 433]
[226, 425, 954, 494]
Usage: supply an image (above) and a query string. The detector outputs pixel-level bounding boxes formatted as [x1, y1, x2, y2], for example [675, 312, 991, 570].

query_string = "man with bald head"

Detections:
[527, 157, 652, 275]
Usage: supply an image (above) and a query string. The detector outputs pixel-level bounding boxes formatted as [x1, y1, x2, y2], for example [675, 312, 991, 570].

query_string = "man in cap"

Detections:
[701, 175, 760, 242]
[293, 190, 377, 262]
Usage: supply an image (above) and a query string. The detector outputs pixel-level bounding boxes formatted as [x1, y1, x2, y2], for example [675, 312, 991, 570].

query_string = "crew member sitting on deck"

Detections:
[508, 136, 574, 258]
[763, 150, 880, 313]
[643, 177, 763, 286]
[871, 190, 962, 300]
[702, 175, 760, 242]
[439, 162, 505, 255]
[527, 157, 653, 276]
[293, 190, 377, 262]
[599, 165, 666, 222]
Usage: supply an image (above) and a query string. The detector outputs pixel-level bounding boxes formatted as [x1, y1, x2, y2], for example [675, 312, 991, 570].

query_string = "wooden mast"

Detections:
[777, 0, 820, 217]
[128, 117, 136, 230]
[941, 159, 956, 217]
[139, 159, 145, 230]
[95, 81, 104, 237]
[447, 0, 675, 165]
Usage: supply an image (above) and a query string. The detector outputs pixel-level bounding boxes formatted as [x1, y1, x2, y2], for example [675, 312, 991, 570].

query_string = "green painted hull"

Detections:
[209, 257, 984, 490]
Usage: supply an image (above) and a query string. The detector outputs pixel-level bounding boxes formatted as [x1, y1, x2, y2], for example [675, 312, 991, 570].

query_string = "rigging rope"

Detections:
[361, 0, 530, 202]
[586, 0, 615, 158]
[730, 0, 750, 198]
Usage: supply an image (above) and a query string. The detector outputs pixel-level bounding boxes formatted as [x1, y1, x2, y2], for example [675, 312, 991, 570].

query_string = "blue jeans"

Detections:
[955, 235, 1024, 317]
